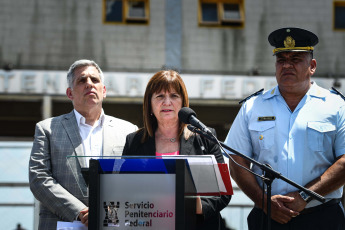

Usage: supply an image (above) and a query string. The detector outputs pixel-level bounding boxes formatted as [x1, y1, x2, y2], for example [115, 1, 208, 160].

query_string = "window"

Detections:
[199, 0, 244, 27]
[334, 1, 345, 30]
[103, 0, 149, 24]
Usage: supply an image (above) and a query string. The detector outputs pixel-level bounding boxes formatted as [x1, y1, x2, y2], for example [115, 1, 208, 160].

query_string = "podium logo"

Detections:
[103, 201, 120, 227]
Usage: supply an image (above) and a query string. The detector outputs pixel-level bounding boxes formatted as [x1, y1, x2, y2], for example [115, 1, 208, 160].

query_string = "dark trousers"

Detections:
[247, 201, 345, 230]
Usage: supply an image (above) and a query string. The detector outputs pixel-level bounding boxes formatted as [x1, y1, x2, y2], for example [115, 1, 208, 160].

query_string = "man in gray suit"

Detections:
[29, 59, 138, 229]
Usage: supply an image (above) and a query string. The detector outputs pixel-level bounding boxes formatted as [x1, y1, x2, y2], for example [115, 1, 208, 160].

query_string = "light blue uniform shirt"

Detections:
[225, 82, 345, 207]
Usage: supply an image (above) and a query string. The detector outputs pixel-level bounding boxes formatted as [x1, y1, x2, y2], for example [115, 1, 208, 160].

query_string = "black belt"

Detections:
[300, 198, 341, 215]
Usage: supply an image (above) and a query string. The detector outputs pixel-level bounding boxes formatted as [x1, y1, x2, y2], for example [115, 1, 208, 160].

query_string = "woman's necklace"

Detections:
[156, 128, 178, 143]
[161, 137, 177, 143]
[169, 138, 176, 143]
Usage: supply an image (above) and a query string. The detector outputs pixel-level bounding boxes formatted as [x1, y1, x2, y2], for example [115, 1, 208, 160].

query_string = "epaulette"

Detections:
[239, 88, 264, 104]
[330, 87, 345, 101]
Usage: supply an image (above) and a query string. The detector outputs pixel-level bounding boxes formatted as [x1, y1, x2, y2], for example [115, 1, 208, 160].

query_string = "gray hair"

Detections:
[66, 59, 104, 88]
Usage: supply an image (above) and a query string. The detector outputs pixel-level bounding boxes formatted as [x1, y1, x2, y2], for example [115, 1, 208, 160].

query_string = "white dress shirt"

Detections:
[74, 109, 105, 167]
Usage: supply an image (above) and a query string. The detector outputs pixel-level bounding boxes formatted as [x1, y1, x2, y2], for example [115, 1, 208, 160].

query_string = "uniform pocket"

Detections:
[249, 121, 275, 150]
[307, 122, 336, 152]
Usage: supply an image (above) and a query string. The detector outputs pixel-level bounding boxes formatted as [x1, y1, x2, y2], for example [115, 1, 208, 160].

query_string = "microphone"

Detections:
[178, 107, 212, 135]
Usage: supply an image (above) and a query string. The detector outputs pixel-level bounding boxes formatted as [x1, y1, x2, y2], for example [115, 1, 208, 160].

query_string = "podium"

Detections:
[67, 155, 232, 230]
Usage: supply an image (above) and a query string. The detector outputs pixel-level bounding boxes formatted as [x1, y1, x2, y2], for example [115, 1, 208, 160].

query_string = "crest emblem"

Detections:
[104, 201, 120, 227]
[284, 36, 295, 48]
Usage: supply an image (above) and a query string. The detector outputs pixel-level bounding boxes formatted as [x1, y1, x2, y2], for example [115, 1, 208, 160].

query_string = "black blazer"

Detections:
[122, 128, 232, 230]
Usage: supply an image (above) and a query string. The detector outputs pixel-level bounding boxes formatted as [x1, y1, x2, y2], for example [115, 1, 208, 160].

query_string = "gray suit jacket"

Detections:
[29, 111, 138, 230]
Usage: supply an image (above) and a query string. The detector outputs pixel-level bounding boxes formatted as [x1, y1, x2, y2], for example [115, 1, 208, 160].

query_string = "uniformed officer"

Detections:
[225, 27, 345, 230]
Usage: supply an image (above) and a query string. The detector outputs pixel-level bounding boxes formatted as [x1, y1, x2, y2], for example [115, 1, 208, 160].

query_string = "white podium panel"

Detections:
[100, 174, 176, 229]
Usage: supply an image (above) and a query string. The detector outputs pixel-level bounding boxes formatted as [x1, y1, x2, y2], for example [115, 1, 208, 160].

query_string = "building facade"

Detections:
[1, 0, 345, 141]
[1, 0, 345, 229]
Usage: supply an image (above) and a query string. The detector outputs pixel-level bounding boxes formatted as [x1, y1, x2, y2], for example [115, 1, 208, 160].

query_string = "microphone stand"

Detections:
[187, 125, 325, 230]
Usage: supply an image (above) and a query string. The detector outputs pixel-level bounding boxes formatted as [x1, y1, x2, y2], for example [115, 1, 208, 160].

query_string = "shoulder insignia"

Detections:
[330, 87, 345, 101]
[239, 88, 264, 104]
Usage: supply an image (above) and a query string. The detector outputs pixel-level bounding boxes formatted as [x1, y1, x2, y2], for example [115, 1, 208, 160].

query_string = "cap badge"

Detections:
[284, 36, 295, 48]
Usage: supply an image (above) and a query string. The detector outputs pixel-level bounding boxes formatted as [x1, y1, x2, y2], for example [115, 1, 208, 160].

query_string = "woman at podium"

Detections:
[122, 69, 231, 230]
